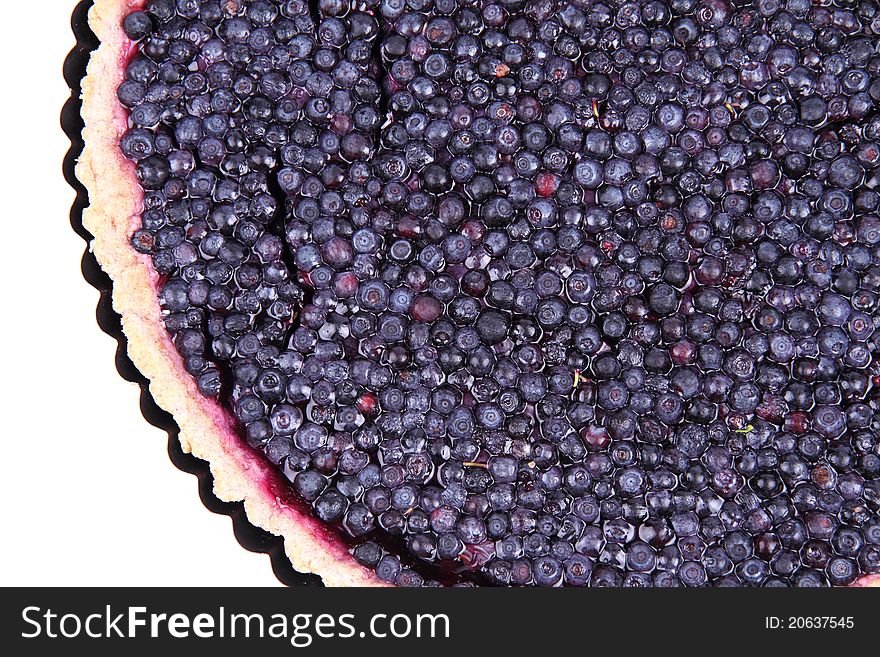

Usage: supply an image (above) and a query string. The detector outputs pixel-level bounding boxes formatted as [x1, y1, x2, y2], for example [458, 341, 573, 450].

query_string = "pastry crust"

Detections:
[75, 0, 878, 590]
[850, 574, 880, 587]
[78, 0, 385, 587]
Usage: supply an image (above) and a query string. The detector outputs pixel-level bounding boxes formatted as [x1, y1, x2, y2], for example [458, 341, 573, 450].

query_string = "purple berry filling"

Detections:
[118, 0, 880, 587]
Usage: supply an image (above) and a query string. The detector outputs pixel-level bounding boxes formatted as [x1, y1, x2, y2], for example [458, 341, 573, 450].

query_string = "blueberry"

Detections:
[293, 470, 327, 502]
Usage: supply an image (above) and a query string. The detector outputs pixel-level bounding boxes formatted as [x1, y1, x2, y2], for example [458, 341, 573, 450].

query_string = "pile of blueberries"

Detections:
[119, 0, 880, 586]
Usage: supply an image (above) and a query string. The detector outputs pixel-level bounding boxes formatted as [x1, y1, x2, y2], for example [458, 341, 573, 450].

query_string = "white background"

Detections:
[0, 1, 282, 586]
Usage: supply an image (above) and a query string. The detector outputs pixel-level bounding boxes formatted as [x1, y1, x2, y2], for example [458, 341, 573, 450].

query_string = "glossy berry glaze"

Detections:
[117, 0, 880, 587]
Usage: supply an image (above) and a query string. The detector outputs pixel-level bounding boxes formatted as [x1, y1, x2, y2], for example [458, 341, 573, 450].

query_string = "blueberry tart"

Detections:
[79, 0, 880, 587]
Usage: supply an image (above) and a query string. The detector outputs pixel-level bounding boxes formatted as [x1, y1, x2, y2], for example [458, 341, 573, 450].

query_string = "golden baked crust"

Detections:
[74, 0, 879, 590]
[78, 0, 385, 587]
[851, 575, 880, 587]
